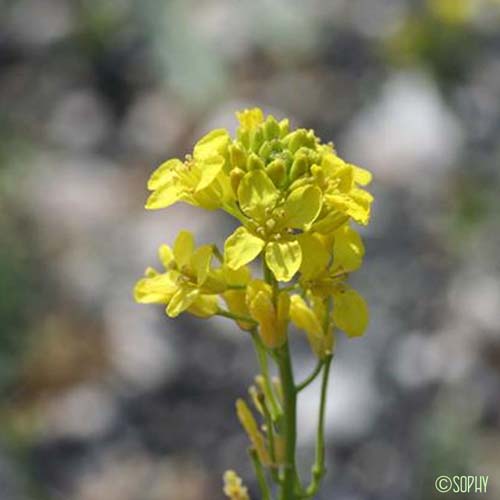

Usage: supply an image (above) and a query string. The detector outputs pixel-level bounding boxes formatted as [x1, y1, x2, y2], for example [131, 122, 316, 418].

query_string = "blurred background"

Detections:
[1, 0, 500, 499]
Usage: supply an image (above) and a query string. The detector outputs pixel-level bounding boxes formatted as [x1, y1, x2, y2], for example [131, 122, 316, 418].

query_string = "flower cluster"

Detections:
[134, 108, 373, 499]
[136, 108, 372, 339]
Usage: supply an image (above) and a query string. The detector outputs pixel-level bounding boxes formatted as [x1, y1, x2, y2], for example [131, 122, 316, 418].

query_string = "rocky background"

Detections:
[1, 1, 500, 499]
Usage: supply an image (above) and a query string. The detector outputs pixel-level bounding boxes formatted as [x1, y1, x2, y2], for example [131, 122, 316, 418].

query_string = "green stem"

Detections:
[216, 309, 257, 326]
[305, 355, 333, 498]
[261, 396, 281, 484]
[249, 448, 272, 500]
[280, 282, 300, 293]
[276, 343, 298, 500]
[211, 244, 224, 263]
[296, 360, 324, 392]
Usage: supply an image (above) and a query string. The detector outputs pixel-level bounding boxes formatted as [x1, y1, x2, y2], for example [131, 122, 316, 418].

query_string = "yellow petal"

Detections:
[158, 244, 174, 269]
[332, 224, 364, 273]
[283, 185, 323, 229]
[237, 170, 279, 220]
[311, 211, 349, 234]
[236, 108, 264, 132]
[325, 190, 372, 225]
[222, 264, 251, 287]
[245, 279, 272, 307]
[147, 158, 183, 191]
[248, 290, 278, 348]
[144, 266, 159, 278]
[173, 231, 195, 269]
[333, 286, 369, 337]
[289, 295, 325, 358]
[193, 128, 230, 160]
[145, 184, 182, 210]
[223, 290, 253, 330]
[187, 294, 219, 318]
[134, 271, 178, 304]
[351, 164, 372, 186]
[265, 240, 302, 282]
[224, 226, 265, 269]
[290, 295, 323, 336]
[195, 155, 225, 191]
[297, 233, 330, 281]
[166, 286, 199, 317]
[349, 188, 373, 225]
[190, 244, 213, 285]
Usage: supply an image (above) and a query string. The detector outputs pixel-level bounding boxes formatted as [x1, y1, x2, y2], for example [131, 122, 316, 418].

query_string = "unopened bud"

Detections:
[258, 141, 272, 160]
[266, 159, 287, 186]
[264, 115, 280, 140]
[289, 154, 308, 182]
[285, 129, 309, 153]
[249, 385, 264, 415]
[311, 165, 325, 185]
[230, 168, 246, 195]
[229, 143, 247, 170]
[223, 470, 250, 500]
[247, 152, 265, 171]
[236, 399, 270, 464]
[279, 118, 290, 138]
[250, 127, 264, 152]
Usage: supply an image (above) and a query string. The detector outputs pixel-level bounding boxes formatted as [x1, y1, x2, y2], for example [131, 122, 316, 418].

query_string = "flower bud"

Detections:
[289, 154, 308, 182]
[187, 295, 219, 318]
[272, 376, 283, 404]
[290, 295, 328, 359]
[258, 141, 272, 161]
[250, 127, 264, 152]
[230, 167, 246, 195]
[236, 399, 270, 464]
[279, 118, 290, 138]
[248, 385, 264, 415]
[247, 152, 265, 171]
[223, 470, 250, 500]
[284, 130, 306, 153]
[249, 290, 277, 348]
[311, 164, 326, 186]
[264, 115, 280, 140]
[285, 129, 316, 153]
[266, 159, 287, 187]
[229, 143, 247, 170]
[223, 290, 253, 330]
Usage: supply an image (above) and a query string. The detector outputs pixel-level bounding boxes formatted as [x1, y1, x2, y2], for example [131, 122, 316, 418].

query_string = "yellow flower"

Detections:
[245, 280, 289, 348]
[134, 231, 222, 318]
[221, 264, 254, 330]
[146, 129, 234, 211]
[332, 284, 369, 338]
[223, 470, 250, 500]
[309, 153, 373, 231]
[224, 169, 323, 281]
[289, 295, 334, 359]
[142, 107, 373, 284]
[297, 225, 369, 338]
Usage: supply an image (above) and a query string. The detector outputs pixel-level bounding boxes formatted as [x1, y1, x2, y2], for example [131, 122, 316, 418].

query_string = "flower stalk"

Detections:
[275, 342, 298, 499]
